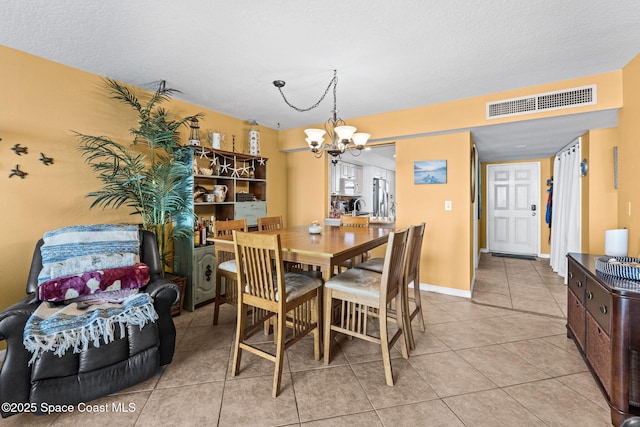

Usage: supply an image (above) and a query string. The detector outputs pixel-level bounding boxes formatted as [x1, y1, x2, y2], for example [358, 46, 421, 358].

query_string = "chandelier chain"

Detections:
[276, 70, 338, 113]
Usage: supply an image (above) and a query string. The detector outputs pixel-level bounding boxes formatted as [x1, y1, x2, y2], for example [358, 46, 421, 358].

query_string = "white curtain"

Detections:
[550, 139, 582, 281]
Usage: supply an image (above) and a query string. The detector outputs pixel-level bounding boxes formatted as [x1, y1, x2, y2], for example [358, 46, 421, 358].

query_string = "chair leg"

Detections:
[213, 272, 223, 325]
[395, 293, 409, 360]
[413, 281, 426, 332]
[379, 307, 395, 386]
[272, 312, 286, 398]
[323, 288, 333, 364]
[403, 282, 415, 351]
[231, 301, 246, 377]
[313, 288, 321, 361]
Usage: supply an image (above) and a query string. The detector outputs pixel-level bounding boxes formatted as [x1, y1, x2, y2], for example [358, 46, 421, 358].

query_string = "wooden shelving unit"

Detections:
[174, 147, 268, 311]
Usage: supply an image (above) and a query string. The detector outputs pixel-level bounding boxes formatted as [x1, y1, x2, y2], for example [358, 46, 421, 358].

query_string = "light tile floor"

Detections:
[472, 253, 568, 318]
[3, 254, 613, 426]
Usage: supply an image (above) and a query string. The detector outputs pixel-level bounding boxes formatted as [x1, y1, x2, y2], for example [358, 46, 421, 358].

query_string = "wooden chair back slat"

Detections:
[257, 216, 283, 231]
[340, 215, 370, 228]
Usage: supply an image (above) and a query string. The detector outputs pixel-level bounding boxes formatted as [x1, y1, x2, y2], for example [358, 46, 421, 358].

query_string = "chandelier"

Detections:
[273, 70, 370, 162]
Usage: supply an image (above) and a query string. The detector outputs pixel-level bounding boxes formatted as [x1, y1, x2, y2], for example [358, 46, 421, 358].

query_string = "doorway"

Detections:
[487, 162, 540, 255]
[327, 144, 396, 218]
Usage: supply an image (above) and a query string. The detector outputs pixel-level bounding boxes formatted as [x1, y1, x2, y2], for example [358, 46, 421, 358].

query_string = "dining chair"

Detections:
[231, 230, 322, 397]
[340, 215, 370, 227]
[258, 215, 317, 275]
[257, 215, 283, 231]
[337, 215, 371, 272]
[212, 218, 248, 325]
[323, 228, 409, 386]
[358, 222, 426, 350]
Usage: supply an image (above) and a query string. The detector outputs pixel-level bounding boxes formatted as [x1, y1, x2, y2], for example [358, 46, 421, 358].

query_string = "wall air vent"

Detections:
[486, 84, 596, 119]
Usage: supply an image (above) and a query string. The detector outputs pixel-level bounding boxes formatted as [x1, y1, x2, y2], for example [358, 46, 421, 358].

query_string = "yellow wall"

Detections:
[581, 128, 619, 253]
[619, 54, 640, 257]
[396, 133, 473, 291]
[285, 150, 326, 226]
[479, 157, 554, 255]
[0, 46, 287, 324]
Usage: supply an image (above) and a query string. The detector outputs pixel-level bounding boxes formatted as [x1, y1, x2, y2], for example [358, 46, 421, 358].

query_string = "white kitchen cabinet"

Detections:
[330, 162, 341, 195]
[331, 160, 363, 196]
[341, 162, 357, 179]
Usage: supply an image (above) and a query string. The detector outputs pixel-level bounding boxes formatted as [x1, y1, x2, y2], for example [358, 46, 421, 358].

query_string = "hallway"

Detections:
[472, 253, 567, 318]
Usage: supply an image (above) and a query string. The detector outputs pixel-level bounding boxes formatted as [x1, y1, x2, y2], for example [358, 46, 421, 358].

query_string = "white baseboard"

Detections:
[413, 282, 472, 299]
[480, 248, 489, 253]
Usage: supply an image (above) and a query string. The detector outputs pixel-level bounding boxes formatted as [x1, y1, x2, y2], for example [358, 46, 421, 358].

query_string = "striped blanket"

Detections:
[23, 224, 157, 363]
[23, 292, 157, 365]
[38, 224, 140, 284]
[37, 224, 145, 302]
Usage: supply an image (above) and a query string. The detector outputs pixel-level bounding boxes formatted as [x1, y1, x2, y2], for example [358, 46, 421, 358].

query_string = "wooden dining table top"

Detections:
[209, 224, 392, 280]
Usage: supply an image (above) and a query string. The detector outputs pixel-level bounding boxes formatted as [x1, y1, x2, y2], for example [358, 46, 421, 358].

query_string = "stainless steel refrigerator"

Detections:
[373, 177, 389, 217]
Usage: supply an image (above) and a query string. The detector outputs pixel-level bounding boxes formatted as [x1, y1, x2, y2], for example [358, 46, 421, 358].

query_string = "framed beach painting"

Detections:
[414, 160, 447, 184]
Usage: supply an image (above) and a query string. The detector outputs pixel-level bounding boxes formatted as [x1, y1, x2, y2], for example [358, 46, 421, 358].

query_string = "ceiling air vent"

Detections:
[487, 84, 596, 119]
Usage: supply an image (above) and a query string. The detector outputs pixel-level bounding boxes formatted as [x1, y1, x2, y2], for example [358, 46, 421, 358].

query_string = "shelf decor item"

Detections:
[210, 131, 222, 149]
[189, 116, 201, 146]
[248, 120, 260, 156]
[76, 78, 203, 272]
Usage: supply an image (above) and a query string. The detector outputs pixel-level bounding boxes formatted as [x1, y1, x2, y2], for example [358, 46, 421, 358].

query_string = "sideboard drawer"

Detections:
[567, 258, 585, 303]
[567, 287, 585, 350]
[586, 276, 611, 335]
[586, 311, 611, 397]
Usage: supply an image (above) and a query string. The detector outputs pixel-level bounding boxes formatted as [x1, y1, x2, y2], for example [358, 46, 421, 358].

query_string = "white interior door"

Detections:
[487, 162, 539, 255]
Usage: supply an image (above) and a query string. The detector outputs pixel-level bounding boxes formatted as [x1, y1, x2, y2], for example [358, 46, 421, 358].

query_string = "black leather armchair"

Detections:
[0, 230, 180, 417]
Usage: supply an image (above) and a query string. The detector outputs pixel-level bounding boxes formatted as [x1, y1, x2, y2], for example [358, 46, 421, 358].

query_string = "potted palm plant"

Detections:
[76, 78, 202, 272]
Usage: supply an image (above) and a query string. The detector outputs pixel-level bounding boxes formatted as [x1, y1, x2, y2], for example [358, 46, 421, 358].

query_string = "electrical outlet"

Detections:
[445, 200, 452, 211]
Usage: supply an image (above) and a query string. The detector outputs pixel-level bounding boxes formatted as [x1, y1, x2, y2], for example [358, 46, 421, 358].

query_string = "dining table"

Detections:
[208, 224, 392, 281]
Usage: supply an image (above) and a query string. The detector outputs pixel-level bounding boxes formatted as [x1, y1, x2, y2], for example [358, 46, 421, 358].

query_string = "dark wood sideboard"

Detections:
[567, 253, 640, 426]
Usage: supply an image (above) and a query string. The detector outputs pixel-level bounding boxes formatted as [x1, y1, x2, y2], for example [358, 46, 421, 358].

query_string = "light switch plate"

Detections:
[445, 200, 452, 211]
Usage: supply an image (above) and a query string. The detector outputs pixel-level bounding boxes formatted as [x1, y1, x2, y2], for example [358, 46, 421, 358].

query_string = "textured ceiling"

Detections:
[2, 0, 640, 161]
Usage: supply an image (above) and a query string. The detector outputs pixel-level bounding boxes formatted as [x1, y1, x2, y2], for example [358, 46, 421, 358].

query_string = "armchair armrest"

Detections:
[0, 294, 39, 416]
[143, 279, 180, 366]
[0, 294, 39, 340]
[145, 279, 180, 307]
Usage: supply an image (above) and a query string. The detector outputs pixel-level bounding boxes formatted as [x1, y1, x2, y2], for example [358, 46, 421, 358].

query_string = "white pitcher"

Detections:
[212, 185, 228, 202]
